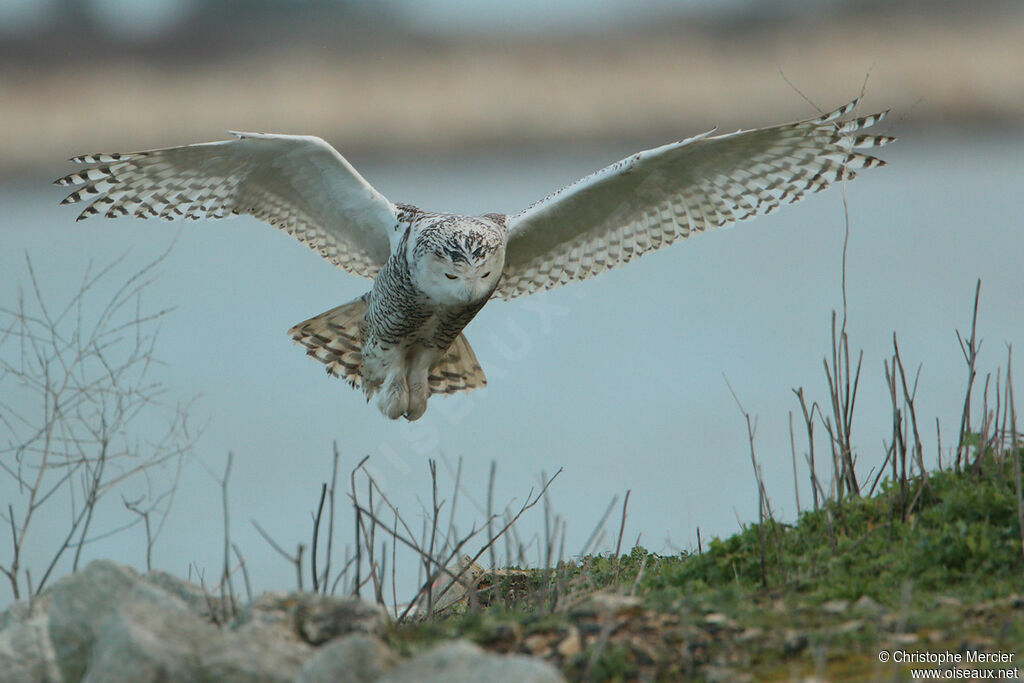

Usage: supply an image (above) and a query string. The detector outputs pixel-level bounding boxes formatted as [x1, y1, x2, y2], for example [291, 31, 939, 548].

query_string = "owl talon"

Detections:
[405, 382, 429, 421]
[378, 376, 409, 420]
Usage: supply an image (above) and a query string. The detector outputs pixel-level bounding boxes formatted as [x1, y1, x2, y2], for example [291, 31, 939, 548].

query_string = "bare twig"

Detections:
[391, 509, 399, 619]
[311, 483, 328, 593]
[0, 249, 192, 599]
[350, 455, 370, 597]
[580, 495, 618, 558]
[486, 460, 497, 569]
[789, 411, 802, 515]
[252, 518, 304, 591]
[324, 442, 340, 594]
[956, 280, 983, 472]
[823, 311, 863, 499]
[1006, 347, 1023, 559]
[231, 543, 253, 604]
[793, 388, 820, 510]
[219, 453, 237, 618]
[614, 489, 631, 559]
[891, 334, 928, 513]
[725, 377, 772, 586]
[351, 467, 565, 622]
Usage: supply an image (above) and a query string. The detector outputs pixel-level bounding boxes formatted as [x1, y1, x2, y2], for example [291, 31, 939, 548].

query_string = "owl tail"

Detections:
[288, 296, 487, 396]
[427, 332, 487, 395]
[289, 295, 368, 389]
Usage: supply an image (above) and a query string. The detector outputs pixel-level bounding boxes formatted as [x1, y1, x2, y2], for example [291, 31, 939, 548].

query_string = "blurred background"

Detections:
[1, 0, 1023, 607]
[3, 0, 1023, 172]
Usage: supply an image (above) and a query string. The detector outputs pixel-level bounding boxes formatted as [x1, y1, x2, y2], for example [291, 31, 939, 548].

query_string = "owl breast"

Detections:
[356, 218, 495, 419]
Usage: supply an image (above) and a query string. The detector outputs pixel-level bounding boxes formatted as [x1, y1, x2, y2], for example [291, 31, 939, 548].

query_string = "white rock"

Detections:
[81, 590, 214, 682]
[199, 620, 312, 683]
[0, 595, 62, 683]
[297, 633, 398, 683]
[48, 560, 172, 681]
[379, 640, 565, 683]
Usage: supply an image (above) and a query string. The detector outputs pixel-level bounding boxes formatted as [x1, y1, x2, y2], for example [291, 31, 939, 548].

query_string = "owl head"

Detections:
[410, 215, 505, 306]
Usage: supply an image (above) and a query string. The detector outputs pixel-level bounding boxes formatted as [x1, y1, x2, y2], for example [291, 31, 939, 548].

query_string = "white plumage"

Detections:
[56, 98, 894, 420]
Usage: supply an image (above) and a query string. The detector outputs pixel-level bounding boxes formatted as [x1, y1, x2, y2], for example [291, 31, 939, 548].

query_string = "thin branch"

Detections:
[311, 483, 328, 593]
[579, 495, 618, 558]
[486, 460, 497, 569]
[614, 489, 631, 558]
[219, 453, 237, 618]
[956, 279, 983, 472]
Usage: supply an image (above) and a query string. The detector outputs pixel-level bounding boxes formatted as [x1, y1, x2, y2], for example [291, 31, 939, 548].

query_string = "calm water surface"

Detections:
[1, 129, 1021, 603]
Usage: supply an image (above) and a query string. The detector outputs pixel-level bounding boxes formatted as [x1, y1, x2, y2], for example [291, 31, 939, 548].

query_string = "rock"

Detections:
[833, 619, 864, 635]
[523, 632, 553, 656]
[478, 620, 522, 653]
[957, 636, 997, 653]
[81, 590, 212, 682]
[0, 596, 61, 683]
[571, 593, 643, 619]
[416, 556, 488, 617]
[627, 635, 658, 666]
[703, 612, 739, 631]
[297, 634, 398, 683]
[199, 620, 312, 683]
[48, 560, 180, 682]
[556, 627, 582, 658]
[703, 665, 753, 683]
[236, 592, 388, 645]
[295, 594, 389, 644]
[887, 632, 918, 646]
[379, 640, 565, 683]
[853, 595, 887, 616]
[820, 599, 849, 614]
[782, 630, 808, 655]
[42, 561, 314, 683]
[736, 626, 764, 643]
[0, 561, 566, 683]
[144, 569, 215, 619]
[235, 592, 302, 633]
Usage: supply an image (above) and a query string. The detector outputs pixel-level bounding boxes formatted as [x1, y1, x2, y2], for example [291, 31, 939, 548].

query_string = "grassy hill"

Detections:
[392, 452, 1024, 680]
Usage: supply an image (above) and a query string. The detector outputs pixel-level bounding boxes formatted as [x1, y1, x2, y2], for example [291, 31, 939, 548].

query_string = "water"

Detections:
[1, 129, 1021, 605]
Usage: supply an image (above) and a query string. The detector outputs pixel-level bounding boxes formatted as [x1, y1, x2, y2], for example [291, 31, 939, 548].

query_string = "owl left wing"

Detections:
[56, 133, 398, 280]
[496, 98, 894, 299]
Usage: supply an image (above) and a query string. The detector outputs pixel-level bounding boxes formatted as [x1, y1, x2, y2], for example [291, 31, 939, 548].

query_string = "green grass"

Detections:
[659, 455, 1024, 605]
[391, 451, 1024, 680]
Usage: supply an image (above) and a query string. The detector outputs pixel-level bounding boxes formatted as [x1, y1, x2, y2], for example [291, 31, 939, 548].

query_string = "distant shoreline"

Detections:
[4, 12, 1022, 176]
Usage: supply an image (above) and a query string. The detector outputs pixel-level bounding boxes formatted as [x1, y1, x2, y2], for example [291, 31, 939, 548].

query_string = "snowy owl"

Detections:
[56, 98, 893, 421]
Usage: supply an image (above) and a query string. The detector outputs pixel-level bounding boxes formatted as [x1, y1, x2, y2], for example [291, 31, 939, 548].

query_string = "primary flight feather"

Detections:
[56, 98, 894, 420]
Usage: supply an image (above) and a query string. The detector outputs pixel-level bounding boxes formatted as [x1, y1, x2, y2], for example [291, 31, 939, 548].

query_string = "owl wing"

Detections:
[55, 133, 398, 279]
[496, 98, 894, 299]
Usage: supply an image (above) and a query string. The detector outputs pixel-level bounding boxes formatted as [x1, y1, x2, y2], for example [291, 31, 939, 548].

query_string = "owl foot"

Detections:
[405, 381, 429, 421]
[377, 375, 409, 420]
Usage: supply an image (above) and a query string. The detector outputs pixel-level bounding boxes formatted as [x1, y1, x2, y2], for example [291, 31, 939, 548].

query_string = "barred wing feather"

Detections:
[55, 133, 398, 280]
[497, 99, 894, 299]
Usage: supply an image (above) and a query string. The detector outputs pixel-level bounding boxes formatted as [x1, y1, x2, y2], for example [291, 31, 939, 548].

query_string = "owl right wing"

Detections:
[55, 133, 398, 280]
[496, 98, 894, 299]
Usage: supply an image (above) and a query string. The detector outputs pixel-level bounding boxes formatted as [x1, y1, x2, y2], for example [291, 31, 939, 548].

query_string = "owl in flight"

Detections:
[57, 98, 893, 421]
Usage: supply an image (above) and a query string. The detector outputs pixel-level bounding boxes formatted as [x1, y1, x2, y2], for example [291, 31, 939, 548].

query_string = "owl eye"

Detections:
[445, 273, 457, 280]
[481, 271, 491, 278]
